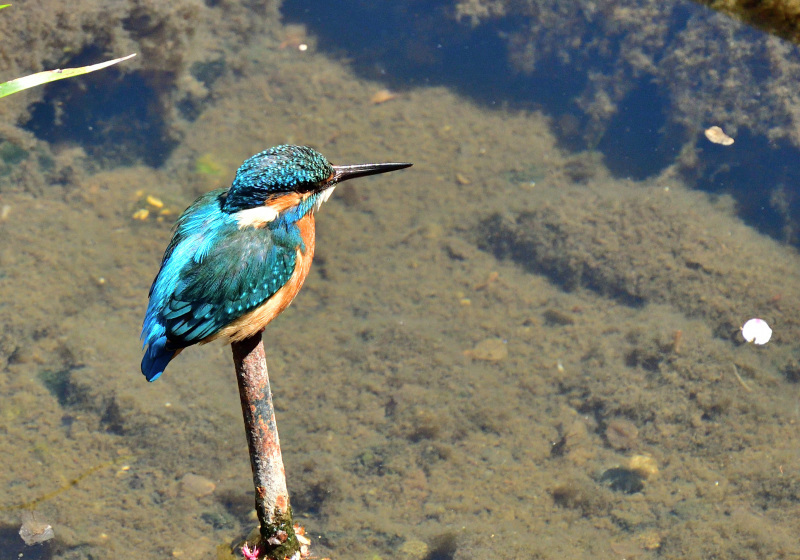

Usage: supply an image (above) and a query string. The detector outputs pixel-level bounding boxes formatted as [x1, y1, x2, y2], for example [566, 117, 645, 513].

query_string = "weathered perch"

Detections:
[232, 334, 300, 560]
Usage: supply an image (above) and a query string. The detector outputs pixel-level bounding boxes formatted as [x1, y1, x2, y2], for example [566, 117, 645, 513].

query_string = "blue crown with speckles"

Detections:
[224, 145, 334, 212]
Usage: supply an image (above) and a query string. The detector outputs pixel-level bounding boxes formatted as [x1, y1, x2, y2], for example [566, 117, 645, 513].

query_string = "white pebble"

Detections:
[741, 318, 772, 345]
[179, 473, 216, 497]
[19, 511, 54, 545]
[705, 126, 734, 146]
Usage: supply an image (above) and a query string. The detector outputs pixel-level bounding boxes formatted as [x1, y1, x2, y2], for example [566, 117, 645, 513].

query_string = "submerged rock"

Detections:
[19, 511, 55, 545]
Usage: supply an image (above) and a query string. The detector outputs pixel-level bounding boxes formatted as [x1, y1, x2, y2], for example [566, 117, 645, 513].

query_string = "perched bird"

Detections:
[141, 145, 411, 381]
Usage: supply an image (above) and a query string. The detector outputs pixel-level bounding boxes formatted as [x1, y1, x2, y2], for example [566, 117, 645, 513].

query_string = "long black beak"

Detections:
[332, 161, 412, 183]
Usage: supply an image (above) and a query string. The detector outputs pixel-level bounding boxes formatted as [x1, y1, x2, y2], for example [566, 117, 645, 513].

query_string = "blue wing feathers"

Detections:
[140, 327, 176, 382]
[140, 189, 302, 380]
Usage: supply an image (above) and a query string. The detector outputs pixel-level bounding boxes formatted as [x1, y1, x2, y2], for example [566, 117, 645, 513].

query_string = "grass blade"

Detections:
[0, 53, 137, 98]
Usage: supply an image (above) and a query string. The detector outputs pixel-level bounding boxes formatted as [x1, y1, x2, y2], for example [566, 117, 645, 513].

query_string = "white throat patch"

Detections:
[235, 205, 279, 229]
[314, 186, 336, 212]
[235, 186, 336, 229]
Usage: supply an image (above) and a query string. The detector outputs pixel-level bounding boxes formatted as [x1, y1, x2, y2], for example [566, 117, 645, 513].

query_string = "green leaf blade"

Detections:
[0, 53, 136, 98]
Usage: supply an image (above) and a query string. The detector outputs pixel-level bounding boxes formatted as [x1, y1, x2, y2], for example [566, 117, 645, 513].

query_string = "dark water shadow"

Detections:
[21, 46, 177, 168]
[688, 130, 800, 243]
[282, 0, 800, 247]
[281, 1, 583, 118]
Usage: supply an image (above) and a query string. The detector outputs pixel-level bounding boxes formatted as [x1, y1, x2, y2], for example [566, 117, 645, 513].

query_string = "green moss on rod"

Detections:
[260, 506, 299, 559]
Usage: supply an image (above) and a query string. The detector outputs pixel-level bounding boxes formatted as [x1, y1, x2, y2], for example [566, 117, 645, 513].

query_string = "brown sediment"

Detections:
[2, 2, 800, 560]
[696, 0, 800, 46]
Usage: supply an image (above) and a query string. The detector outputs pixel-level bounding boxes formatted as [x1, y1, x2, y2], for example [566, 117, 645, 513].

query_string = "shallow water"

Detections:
[2, 1, 800, 559]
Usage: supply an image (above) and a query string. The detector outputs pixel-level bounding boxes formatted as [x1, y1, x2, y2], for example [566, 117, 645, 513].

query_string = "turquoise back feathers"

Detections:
[140, 145, 411, 381]
[141, 188, 303, 381]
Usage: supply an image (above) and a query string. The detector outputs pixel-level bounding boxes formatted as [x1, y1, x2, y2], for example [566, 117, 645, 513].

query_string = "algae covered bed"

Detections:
[2, 1, 800, 559]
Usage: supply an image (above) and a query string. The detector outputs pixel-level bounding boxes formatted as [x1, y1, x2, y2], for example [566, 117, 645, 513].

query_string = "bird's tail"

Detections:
[141, 322, 179, 382]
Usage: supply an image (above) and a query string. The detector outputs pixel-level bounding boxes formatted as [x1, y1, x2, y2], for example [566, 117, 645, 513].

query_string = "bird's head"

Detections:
[223, 145, 411, 215]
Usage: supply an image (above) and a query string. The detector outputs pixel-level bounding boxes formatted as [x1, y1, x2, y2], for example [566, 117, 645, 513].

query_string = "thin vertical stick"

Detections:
[232, 333, 299, 559]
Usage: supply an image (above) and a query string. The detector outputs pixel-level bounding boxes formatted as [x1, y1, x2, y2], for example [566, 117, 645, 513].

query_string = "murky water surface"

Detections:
[2, 1, 800, 559]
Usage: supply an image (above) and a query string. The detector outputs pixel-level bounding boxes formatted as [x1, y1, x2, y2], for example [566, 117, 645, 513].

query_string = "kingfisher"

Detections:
[141, 144, 411, 381]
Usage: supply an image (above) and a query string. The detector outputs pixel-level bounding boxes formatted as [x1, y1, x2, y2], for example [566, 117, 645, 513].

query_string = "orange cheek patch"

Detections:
[267, 193, 304, 213]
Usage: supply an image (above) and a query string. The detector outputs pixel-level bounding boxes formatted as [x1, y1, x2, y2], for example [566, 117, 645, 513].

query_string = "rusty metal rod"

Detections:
[232, 333, 299, 560]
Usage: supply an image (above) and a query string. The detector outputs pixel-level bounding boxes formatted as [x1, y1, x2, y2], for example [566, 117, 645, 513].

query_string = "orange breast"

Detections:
[208, 213, 316, 344]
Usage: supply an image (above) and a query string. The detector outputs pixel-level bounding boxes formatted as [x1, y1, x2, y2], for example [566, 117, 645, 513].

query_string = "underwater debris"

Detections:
[704, 125, 734, 146]
[180, 473, 216, 498]
[464, 337, 508, 361]
[605, 418, 639, 450]
[19, 511, 54, 545]
[599, 467, 645, 494]
[628, 454, 659, 479]
[741, 318, 772, 345]
[371, 89, 397, 104]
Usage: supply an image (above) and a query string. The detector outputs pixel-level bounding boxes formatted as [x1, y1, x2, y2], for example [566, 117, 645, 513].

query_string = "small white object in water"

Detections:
[19, 511, 55, 545]
[741, 318, 772, 345]
[704, 126, 734, 146]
